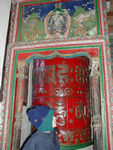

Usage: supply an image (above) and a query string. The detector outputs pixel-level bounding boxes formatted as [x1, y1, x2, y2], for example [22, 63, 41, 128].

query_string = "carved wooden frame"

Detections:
[0, 37, 112, 150]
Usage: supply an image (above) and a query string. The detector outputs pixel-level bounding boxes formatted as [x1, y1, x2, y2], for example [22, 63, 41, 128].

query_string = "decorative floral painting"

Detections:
[18, 0, 96, 42]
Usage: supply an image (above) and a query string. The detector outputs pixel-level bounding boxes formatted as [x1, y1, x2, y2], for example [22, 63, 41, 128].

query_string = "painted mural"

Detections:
[20, 0, 96, 42]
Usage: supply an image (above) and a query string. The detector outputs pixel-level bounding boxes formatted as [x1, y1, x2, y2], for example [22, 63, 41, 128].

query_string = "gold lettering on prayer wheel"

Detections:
[32, 56, 91, 146]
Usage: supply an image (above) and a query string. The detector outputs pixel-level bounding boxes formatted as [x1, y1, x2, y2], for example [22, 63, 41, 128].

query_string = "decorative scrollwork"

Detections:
[55, 100, 67, 126]
[60, 130, 75, 143]
[15, 113, 22, 127]
[55, 88, 73, 97]
[90, 58, 100, 77]
[59, 127, 91, 145]
[16, 62, 28, 79]
[92, 114, 102, 128]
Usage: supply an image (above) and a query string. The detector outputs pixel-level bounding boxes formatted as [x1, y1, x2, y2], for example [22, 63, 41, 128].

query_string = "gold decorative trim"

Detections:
[92, 114, 102, 128]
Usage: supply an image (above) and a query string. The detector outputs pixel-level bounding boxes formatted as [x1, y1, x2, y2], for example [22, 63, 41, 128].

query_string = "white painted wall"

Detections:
[0, 0, 11, 87]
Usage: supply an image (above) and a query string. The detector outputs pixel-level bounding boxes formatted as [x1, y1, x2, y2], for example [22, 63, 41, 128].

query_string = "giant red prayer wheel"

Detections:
[32, 56, 91, 147]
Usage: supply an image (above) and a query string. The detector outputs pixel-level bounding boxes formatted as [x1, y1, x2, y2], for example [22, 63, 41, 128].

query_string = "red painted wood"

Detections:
[32, 56, 91, 145]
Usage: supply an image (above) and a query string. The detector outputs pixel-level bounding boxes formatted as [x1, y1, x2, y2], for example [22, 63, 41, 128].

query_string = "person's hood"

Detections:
[27, 105, 54, 132]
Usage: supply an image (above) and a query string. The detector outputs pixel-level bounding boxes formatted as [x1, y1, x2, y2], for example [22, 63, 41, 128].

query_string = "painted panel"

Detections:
[0, 0, 112, 149]
[9, 0, 107, 43]
[16, 0, 97, 42]
[0, 37, 112, 150]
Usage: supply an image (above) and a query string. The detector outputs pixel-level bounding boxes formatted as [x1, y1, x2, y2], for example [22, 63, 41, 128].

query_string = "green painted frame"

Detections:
[0, 0, 112, 149]
[15, 0, 102, 42]
[1, 37, 112, 150]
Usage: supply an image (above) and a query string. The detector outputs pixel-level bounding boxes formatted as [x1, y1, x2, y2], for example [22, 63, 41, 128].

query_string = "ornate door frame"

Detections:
[0, 38, 112, 150]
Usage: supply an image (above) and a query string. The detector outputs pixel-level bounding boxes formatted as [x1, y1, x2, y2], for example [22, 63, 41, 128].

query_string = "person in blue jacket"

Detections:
[21, 105, 60, 150]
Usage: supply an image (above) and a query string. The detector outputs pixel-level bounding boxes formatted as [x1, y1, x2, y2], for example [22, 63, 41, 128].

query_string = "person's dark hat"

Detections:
[27, 105, 54, 129]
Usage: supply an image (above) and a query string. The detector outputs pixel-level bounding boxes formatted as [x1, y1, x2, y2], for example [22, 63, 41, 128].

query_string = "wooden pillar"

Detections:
[12, 62, 28, 150]
[90, 58, 102, 150]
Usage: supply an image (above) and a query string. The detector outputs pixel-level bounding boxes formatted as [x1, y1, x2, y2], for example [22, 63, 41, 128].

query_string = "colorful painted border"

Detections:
[8, 0, 108, 43]
[1, 0, 112, 149]
[7, 0, 113, 127]
[10, 0, 106, 42]
[1, 38, 112, 150]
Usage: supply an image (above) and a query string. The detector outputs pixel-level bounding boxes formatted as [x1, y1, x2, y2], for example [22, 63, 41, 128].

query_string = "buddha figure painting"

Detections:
[20, 0, 96, 42]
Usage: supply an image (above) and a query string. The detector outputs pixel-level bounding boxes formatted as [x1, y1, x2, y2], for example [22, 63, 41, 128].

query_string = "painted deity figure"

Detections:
[45, 3, 70, 38]
[48, 10, 66, 37]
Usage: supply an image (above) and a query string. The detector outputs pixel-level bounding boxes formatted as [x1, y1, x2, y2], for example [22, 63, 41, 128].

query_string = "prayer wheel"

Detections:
[32, 56, 91, 149]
